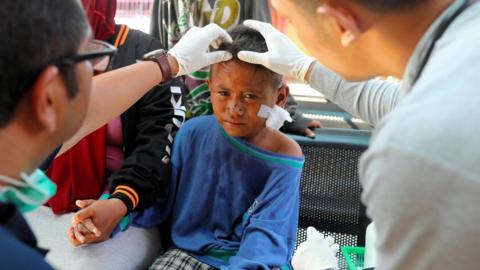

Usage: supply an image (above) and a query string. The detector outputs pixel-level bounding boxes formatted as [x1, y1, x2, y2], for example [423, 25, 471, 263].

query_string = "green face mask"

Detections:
[0, 169, 57, 213]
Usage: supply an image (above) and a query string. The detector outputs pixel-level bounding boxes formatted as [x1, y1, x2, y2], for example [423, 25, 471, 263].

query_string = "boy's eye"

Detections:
[217, 91, 229, 96]
[244, 94, 258, 100]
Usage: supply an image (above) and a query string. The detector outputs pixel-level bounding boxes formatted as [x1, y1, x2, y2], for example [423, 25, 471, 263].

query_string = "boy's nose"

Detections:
[227, 100, 245, 117]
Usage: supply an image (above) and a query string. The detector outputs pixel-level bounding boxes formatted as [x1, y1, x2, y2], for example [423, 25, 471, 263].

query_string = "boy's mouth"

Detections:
[223, 120, 246, 127]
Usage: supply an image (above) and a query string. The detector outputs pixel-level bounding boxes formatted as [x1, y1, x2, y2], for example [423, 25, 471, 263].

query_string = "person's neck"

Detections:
[246, 127, 275, 151]
[371, 0, 455, 77]
[0, 123, 44, 181]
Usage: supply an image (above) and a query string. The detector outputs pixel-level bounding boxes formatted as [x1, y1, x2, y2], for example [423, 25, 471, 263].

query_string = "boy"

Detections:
[72, 26, 304, 269]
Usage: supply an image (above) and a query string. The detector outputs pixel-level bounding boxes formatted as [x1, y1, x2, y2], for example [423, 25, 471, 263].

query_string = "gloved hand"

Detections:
[292, 227, 340, 270]
[169, 23, 233, 77]
[237, 20, 316, 82]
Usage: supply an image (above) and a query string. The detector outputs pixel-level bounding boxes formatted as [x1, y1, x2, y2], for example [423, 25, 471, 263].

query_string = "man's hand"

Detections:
[169, 23, 233, 77]
[237, 20, 316, 82]
[67, 198, 127, 247]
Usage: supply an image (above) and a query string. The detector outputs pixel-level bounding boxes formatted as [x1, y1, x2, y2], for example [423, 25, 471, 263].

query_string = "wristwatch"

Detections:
[143, 49, 173, 82]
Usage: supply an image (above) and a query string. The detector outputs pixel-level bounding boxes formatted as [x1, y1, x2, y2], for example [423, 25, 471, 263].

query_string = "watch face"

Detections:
[144, 49, 167, 60]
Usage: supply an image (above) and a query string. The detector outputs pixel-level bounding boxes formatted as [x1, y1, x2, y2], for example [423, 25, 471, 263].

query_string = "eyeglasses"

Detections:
[56, 39, 117, 72]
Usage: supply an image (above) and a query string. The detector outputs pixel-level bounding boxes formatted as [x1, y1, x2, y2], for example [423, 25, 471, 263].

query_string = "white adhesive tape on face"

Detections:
[257, 104, 272, 119]
[266, 105, 293, 130]
[273, 105, 292, 123]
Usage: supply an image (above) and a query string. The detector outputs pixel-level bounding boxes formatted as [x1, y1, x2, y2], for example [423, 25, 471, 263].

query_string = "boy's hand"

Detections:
[67, 218, 99, 247]
[67, 198, 127, 247]
[304, 120, 322, 138]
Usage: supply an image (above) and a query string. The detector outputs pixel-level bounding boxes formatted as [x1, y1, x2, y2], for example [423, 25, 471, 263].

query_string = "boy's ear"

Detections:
[29, 65, 64, 133]
[206, 78, 211, 90]
[276, 83, 289, 108]
[317, 3, 360, 47]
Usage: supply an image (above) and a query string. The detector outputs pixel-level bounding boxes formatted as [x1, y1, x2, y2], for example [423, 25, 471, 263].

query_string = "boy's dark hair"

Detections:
[214, 25, 283, 89]
[0, 0, 89, 127]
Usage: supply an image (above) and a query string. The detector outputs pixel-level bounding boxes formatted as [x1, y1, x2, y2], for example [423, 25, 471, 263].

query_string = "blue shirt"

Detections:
[169, 116, 304, 269]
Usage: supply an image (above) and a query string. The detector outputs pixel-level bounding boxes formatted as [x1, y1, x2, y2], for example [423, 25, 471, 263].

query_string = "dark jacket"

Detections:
[0, 203, 53, 269]
[107, 25, 186, 211]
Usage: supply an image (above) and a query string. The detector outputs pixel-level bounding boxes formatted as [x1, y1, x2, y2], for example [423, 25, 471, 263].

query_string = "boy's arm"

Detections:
[223, 169, 302, 269]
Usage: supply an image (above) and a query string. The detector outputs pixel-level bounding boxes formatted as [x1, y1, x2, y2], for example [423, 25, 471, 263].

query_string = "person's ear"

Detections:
[207, 65, 215, 91]
[317, 3, 360, 47]
[29, 66, 64, 133]
[276, 83, 289, 108]
[206, 78, 212, 91]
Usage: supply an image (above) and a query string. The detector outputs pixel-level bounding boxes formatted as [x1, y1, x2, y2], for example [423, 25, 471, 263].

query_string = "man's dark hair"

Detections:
[214, 25, 283, 88]
[0, 0, 89, 127]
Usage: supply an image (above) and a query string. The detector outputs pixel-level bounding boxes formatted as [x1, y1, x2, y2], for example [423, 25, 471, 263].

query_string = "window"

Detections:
[115, 0, 154, 33]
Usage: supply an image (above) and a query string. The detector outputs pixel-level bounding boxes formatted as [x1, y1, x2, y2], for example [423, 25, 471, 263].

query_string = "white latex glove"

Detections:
[237, 20, 316, 82]
[169, 23, 233, 77]
[292, 227, 340, 270]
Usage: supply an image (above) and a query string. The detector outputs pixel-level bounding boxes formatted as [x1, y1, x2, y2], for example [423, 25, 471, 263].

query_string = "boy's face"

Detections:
[208, 60, 281, 139]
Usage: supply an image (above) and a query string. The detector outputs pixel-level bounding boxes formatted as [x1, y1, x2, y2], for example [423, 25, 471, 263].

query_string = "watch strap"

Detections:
[155, 53, 172, 82]
[143, 50, 173, 82]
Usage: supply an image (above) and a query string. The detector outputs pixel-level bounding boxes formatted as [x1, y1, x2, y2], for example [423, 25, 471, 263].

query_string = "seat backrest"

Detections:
[291, 128, 371, 269]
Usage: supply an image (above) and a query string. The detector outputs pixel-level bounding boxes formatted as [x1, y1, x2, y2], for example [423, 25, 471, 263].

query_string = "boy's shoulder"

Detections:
[178, 115, 217, 138]
[182, 115, 216, 130]
[262, 129, 303, 158]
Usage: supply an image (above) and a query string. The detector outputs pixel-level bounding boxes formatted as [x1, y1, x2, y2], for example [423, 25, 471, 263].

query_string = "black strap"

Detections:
[413, 0, 471, 84]
[39, 146, 61, 171]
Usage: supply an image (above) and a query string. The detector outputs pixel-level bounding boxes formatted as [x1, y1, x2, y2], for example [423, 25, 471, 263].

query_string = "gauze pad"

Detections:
[257, 105, 292, 130]
[257, 104, 272, 118]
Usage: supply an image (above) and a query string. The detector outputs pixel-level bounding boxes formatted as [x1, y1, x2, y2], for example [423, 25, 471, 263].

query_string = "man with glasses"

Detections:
[0, 0, 231, 268]
[25, 1, 188, 268]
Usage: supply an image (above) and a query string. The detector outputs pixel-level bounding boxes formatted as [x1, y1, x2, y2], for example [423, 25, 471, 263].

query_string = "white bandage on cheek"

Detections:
[257, 104, 272, 119]
[257, 104, 293, 130]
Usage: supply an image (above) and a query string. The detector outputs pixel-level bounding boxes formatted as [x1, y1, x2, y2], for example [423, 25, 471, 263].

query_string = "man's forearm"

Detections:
[307, 62, 401, 126]
[59, 61, 167, 156]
